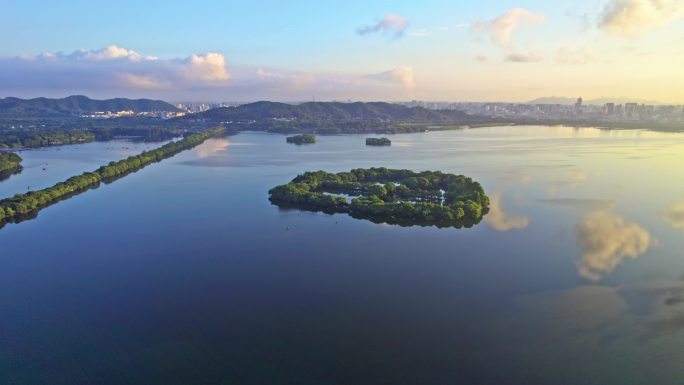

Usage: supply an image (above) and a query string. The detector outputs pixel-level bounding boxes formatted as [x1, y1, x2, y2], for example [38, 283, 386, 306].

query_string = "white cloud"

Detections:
[2, 45, 230, 94]
[599, 0, 684, 37]
[471, 8, 545, 63]
[183, 53, 230, 81]
[0, 45, 416, 101]
[576, 211, 652, 282]
[77, 45, 154, 61]
[245, 66, 416, 98]
[356, 13, 409, 38]
[116, 73, 164, 89]
[472, 8, 545, 49]
[371, 66, 416, 91]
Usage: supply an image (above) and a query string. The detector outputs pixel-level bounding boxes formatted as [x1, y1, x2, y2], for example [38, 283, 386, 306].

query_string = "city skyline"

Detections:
[1, 0, 683, 102]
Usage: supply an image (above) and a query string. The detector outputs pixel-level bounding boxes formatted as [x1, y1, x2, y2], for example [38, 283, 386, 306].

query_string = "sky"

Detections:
[1, 0, 683, 103]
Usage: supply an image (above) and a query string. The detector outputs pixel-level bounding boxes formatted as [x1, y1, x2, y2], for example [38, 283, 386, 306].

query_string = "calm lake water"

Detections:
[2, 126, 684, 384]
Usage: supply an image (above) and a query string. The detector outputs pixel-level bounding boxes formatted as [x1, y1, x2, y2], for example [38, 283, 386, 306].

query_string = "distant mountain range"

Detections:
[185, 101, 491, 134]
[0, 95, 179, 118]
[193, 101, 474, 122]
[526, 96, 664, 105]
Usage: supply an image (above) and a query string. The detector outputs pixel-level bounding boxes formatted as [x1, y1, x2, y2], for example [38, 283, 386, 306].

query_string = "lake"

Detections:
[2, 126, 684, 384]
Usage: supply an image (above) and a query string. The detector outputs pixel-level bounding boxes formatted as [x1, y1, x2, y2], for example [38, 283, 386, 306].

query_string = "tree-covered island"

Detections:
[0, 127, 225, 226]
[0, 152, 22, 173]
[366, 137, 391, 146]
[269, 167, 490, 228]
[0, 151, 23, 181]
[286, 134, 316, 144]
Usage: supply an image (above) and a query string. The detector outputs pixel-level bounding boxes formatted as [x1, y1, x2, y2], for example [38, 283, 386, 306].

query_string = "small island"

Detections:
[269, 167, 490, 228]
[0, 151, 23, 180]
[286, 134, 316, 145]
[366, 137, 391, 146]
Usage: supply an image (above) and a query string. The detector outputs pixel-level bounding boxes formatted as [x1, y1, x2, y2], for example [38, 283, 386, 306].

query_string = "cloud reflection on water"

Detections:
[663, 202, 684, 232]
[484, 191, 529, 231]
[538, 198, 616, 211]
[195, 138, 229, 158]
[576, 211, 652, 282]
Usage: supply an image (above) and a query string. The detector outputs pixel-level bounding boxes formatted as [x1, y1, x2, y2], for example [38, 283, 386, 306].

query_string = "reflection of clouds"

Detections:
[576, 211, 652, 282]
[547, 185, 558, 197]
[546, 169, 589, 198]
[539, 198, 616, 211]
[567, 169, 588, 184]
[195, 138, 229, 158]
[663, 202, 684, 232]
[485, 191, 529, 231]
[506, 278, 684, 345]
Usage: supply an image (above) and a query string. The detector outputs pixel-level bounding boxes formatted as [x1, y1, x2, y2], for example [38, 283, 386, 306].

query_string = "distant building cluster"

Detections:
[400, 98, 684, 124]
[74, 98, 684, 126]
[79, 110, 186, 119]
[174, 102, 240, 113]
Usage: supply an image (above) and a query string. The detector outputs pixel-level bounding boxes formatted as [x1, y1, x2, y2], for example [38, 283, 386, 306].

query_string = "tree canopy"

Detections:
[0, 127, 224, 226]
[286, 134, 316, 144]
[366, 137, 391, 146]
[269, 167, 490, 228]
[0, 152, 22, 172]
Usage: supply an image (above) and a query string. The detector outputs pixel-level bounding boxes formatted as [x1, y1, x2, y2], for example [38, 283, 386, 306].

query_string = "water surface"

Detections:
[2, 127, 684, 384]
[0, 139, 169, 199]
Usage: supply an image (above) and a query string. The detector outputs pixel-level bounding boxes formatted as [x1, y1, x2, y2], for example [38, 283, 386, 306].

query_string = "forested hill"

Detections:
[0, 95, 179, 117]
[188, 101, 491, 134]
[195, 101, 473, 122]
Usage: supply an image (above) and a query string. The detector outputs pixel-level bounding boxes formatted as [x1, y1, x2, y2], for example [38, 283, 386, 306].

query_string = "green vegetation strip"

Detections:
[269, 168, 490, 228]
[286, 134, 316, 144]
[0, 127, 224, 225]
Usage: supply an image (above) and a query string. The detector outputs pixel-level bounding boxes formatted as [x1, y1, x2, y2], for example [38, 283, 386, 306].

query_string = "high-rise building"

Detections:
[625, 103, 638, 117]
[574, 97, 583, 115]
[604, 103, 615, 115]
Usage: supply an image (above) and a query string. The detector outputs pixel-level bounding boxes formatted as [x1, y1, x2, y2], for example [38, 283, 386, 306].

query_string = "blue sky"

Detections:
[1, 0, 683, 102]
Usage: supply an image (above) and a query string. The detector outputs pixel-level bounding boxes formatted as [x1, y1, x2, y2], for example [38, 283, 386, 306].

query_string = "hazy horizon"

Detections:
[0, 94, 675, 107]
[2, 0, 683, 103]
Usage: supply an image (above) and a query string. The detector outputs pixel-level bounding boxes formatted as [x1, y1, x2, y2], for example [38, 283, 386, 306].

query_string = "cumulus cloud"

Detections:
[576, 211, 652, 282]
[599, 0, 684, 37]
[183, 53, 230, 81]
[663, 202, 684, 231]
[356, 13, 409, 38]
[18, 45, 158, 62]
[0, 45, 414, 101]
[371, 66, 415, 91]
[471, 8, 545, 63]
[226, 65, 417, 100]
[484, 192, 529, 232]
[76, 45, 157, 61]
[0, 45, 230, 97]
[472, 8, 545, 49]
